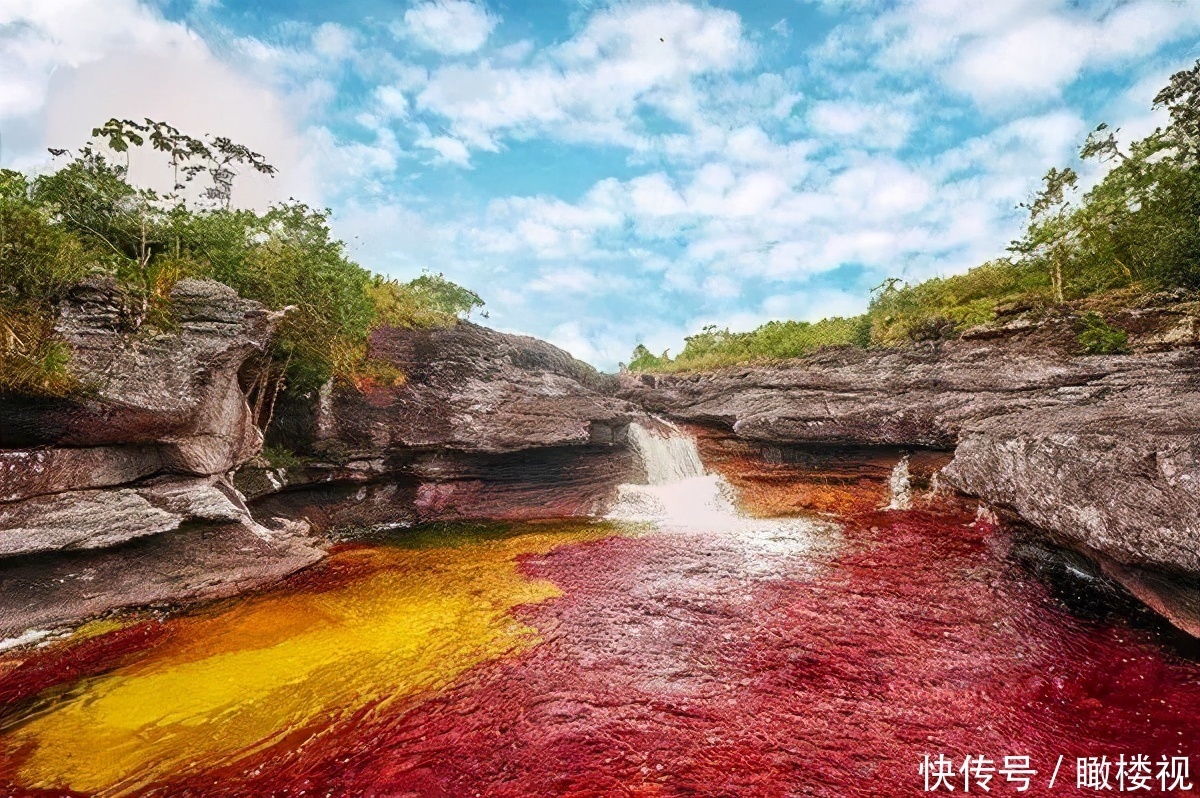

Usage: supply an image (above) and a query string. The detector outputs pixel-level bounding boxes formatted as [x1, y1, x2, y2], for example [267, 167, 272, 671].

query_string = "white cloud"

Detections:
[415, 131, 472, 166]
[312, 22, 356, 60]
[399, 1, 497, 56]
[864, 0, 1200, 106]
[409, 1, 753, 159]
[0, 0, 196, 120]
[0, 0, 324, 207]
[808, 100, 914, 149]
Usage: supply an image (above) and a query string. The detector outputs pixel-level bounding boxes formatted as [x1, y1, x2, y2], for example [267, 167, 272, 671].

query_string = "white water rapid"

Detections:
[608, 421, 840, 575]
[885, 455, 913, 511]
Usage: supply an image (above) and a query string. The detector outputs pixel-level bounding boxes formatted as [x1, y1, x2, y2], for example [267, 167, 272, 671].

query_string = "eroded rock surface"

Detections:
[322, 322, 637, 454]
[0, 520, 322, 639]
[620, 330, 1200, 634]
[257, 322, 646, 530]
[0, 278, 290, 604]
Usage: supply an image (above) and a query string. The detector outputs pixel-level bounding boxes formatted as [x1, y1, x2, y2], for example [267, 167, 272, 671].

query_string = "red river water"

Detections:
[1, 427, 1198, 796]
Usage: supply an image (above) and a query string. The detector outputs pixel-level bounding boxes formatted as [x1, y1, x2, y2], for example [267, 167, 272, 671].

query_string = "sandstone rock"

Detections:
[0, 519, 323, 639]
[0, 278, 277, 472]
[0, 476, 261, 558]
[250, 322, 647, 533]
[619, 342, 1176, 447]
[0, 446, 162, 503]
[0, 278, 287, 607]
[320, 322, 638, 454]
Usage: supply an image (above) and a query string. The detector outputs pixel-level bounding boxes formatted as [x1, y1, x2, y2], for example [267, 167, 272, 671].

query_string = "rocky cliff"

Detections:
[619, 310, 1200, 635]
[4, 280, 1199, 641]
[1, 290, 645, 637]
[241, 321, 645, 530]
[0, 279, 322, 636]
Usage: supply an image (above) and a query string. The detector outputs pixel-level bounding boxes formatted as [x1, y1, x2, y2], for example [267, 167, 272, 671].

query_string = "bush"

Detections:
[1075, 312, 1129, 355]
[0, 119, 484, 402]
[0, 305, 78, 396]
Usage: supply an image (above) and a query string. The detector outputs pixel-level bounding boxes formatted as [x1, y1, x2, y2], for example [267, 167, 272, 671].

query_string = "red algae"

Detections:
[0, 621, 171, 713]
[2, 509, 1199, 796]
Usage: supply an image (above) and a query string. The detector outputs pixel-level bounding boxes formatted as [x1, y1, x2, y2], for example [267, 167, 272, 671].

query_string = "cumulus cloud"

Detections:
[867, 0, 1200, 106]
[399, 1, 497, 56]
[408, 1, 753, 160]
[808, 100, 915, 149]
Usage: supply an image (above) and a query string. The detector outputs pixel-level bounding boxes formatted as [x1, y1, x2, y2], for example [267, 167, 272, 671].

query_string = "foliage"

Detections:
[369, 273, 483, 329]
[623, 317, 869, 373]
[628, 61, 1200, 373]
[1, 119, 483, 399]
[0, 305, 78, 397]
[1075, 312, 1130, 355]
[261, 444, 306, 469]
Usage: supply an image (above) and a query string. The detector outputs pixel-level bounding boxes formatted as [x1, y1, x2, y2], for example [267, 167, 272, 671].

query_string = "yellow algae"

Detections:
[67, 617, 132, 643]
[5, 524, 612, 796]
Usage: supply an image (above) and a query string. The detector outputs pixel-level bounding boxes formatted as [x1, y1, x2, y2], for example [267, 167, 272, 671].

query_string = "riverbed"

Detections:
[2, 434, 1199, 796]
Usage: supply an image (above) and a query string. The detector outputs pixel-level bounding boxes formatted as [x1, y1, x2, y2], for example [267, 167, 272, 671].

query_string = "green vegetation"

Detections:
[628, 61, 1200, 372]
[1075, 312, 1130, 355]
[1, 118, 482, 400]
[261, 444, 308, 469]
[627, 316, 871, 373]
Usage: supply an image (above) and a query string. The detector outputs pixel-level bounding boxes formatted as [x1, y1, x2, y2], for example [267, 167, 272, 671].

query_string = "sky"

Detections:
[2, 0, 1199, 370]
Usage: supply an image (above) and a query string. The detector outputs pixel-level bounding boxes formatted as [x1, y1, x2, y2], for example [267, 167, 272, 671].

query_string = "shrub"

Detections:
[0, 119, 484, 406]
[1075, 312, 1129, 355]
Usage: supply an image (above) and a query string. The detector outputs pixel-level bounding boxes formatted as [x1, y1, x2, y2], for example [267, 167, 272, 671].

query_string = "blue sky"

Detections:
[2, 0, 1199, 369]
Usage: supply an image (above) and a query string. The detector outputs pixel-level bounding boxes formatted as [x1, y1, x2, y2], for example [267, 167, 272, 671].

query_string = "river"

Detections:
[1, 425, 1198, 796]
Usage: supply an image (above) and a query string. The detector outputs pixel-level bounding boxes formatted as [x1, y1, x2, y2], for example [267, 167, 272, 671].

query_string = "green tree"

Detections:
[1010, 166, 1079, 303]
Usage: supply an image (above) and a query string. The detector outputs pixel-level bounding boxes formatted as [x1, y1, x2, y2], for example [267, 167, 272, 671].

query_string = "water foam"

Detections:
[609, 421, 839, 575]
[886, 456, 913, 510]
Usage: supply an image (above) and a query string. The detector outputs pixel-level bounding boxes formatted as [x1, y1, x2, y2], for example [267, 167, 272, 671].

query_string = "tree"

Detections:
[1154, 60, 1200, 160]
[1010, 166, 1079, 303]
[90, 117, 276, 209]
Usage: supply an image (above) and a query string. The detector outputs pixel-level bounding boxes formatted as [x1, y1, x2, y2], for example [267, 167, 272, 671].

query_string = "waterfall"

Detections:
[608, 421, 839, 572]
[885, 456, 912, 511]
[626, 421, 706, 484]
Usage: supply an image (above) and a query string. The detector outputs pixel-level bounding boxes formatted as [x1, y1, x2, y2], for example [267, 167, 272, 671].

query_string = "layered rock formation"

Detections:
[0, 279, 323, 630]
[620, 311, 1200, 634]
[244, 322, 645, 530]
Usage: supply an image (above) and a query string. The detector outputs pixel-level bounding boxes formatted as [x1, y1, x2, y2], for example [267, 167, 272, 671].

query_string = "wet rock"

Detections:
[0, 519, 323, 639]
[620, 341, 1200, 634]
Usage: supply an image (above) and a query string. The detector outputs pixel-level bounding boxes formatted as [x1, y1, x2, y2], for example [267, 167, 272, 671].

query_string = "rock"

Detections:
[0, 446, 162, 503]
[619, 341, 1159, 447]
[620, 341, 1200, 634]
[941, 424, 1200, 576]
[0, 476, 264, 558]
[319, 322, 637, 454]
[252, 322, 646, 533]
[0, 278, 278, 471]
[0, 519, 323, 639]
[0, 278, 286, 596]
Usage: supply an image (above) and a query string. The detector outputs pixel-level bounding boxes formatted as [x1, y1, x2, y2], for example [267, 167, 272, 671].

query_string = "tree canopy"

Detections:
[1, 118, 483, 400]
